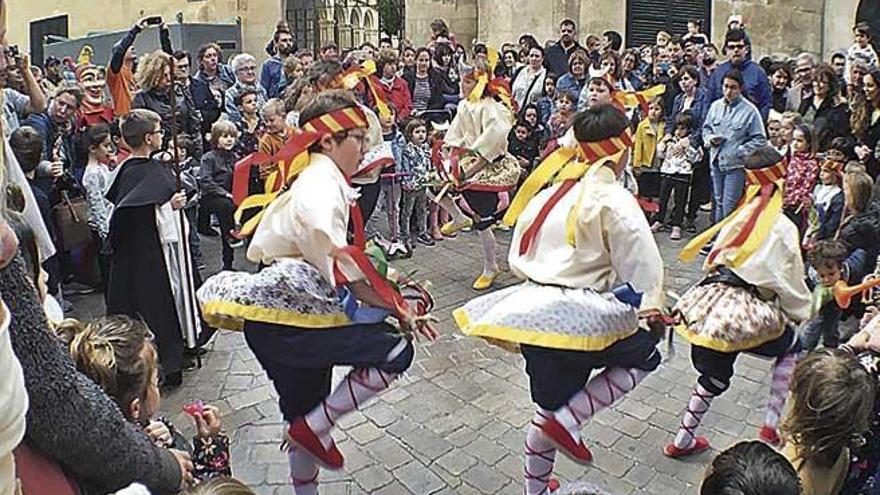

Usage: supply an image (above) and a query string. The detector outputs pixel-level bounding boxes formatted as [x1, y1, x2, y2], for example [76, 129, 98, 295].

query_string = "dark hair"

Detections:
[674, 112, 695, 133]
[527, 45, 546, 61]
[120, 109, 161, 148]
[700, 441, 801, 495]
[8, 126, 44, 173]
[359, 42, 377, 52]
[770, 62, 792, 83]
[560, 18, 576, 29]
[622, 48, 642, 72]
[518, 34, 540, 50]
[7, 212, 39, 288]
[197, 43, 222, 64]
[855, 21, 872, 38]
[668, 35, 683, 47]
[305, 60, 343, 88]
[84, 123, 112, 150]
[792, 123, 816, 154]
[828, 136, 858, 161]
[599, 51, 623, 80]
[813, 63, 841, 98]
[810, 239, 848, 269]
[433, 43, 453, 67]
[403, 117, 427, 141]
[573, 104, 630, 143]
[723, 68, 745, 88]
[725, 28, 748, 46]
[172, 50, 191, 64]
[430, 19, 450, 38]
[273, 29, 292, 44]
[603, 30, 623, 51]
[830, 51, 846, 62]
[414, 47, 432, 64]
[502, 49, 519, 66]
[379, 37, 393, 46]
[234, 87, 260, 108]
[680, 64, 701, 84]
[744, 145, 783, 170]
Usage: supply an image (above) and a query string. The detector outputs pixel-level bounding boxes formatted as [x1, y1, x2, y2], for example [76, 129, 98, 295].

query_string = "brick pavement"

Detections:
[70, 215, 780, 494]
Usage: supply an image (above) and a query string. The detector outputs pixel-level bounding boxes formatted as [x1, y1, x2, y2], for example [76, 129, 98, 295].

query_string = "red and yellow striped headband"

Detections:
[577, 127, 634, 162]
[301, 106, 369, 136]
[745, 159, 786, 187]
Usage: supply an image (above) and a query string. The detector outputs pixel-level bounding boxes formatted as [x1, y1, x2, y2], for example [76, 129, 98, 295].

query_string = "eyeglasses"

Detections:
[726, 43, 746, 51]
[796, 67, 812, 74]
[147, 129, 166, 137]
[237, 66, 257, 73]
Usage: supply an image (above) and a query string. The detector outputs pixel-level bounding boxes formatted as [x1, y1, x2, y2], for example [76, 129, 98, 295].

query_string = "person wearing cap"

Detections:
[454, 104, 665, 494]
[197, 90, 435, 492]
[664, 145, 811, 458]
[40, 56, 63, 96]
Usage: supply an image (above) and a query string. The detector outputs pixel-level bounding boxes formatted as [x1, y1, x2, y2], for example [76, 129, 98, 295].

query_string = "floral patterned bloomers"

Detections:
[674, 282, 786, 352]
[453, 281, 639, 352]
[196, 259, 351, 331]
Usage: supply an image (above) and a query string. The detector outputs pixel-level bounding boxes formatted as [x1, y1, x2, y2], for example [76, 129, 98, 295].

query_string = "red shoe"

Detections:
[759, 426, 781, 446]
[287, 418, 344, 470]
[539, 416, 593, 465]
[663, 437, 710, 458]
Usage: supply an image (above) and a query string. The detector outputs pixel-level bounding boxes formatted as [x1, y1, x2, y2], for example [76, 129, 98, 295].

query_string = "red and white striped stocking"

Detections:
[673, 383, 716, 449]
[304, 367, 399, 448]
[764, 353, 798, 430]
[288, 446, 319, 495]
[554, 367, 650, 439]
[525, 410, 556, 495]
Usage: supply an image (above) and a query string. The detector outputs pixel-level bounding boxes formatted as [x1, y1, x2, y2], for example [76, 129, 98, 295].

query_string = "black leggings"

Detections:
[201, 195, 236, 268]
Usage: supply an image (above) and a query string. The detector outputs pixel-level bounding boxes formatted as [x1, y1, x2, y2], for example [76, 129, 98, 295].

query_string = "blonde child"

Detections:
[779, 111, 804, 153]
[199, 120, 241, 271]
[398, 118, 434, 251]
[55, 316, 231, 483]
[651, 113, 702, 240]
[633, 96, 666, 170]
[780, 349, 875, 495]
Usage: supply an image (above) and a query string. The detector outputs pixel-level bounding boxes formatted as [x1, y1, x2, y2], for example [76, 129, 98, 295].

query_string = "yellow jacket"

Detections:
[632, 117, 664, 169]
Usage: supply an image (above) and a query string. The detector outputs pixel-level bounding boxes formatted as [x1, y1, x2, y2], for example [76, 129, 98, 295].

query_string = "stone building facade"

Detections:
[406, 0, 862, 60]
[13, 0, 379, 64]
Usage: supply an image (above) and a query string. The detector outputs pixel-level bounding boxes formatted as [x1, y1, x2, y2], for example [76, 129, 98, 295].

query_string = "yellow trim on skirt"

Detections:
[672, 321, 786, 353]
[453, 307, 637, 352]
[201, 300, 352, 332]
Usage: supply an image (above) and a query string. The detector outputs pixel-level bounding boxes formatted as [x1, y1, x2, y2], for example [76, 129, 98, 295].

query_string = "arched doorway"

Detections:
[350, 8, 362, 47]
[363, 10, 375, 44]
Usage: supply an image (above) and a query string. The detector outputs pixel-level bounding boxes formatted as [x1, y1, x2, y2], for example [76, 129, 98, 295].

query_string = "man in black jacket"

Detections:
[172, 50, 218, 153]
[545, 19, 582, 77]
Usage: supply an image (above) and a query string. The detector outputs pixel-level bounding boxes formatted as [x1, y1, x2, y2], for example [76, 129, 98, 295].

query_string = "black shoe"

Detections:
[185, 346, 209, 358]
[198, 227, 220, 237]
[417, 233, 436, 246]
[196, 327, 217, 348]
[699, 242, 714, 256]
[222, 263, 236, 272]
[162, 371, 183, 389]
[685, 220, 697, 233]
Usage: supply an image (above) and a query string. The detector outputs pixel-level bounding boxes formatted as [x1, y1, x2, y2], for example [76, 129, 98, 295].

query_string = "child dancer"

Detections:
[197, 91, 435, 494]
[782, 124, 819, 234]
[437, 59, 521, 290]
[651, 113, 703, 240]
[455, 105, 666, 494]
[398, 118, 435, 250]
[666, 145, 811, 457]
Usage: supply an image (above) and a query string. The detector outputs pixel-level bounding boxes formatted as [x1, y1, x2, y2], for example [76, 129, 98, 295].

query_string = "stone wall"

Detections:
[406, 0, 858, 61]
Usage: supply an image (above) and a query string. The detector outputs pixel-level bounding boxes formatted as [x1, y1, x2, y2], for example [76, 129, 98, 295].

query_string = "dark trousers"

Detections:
[357, 181, 381, 224]
[655, 173, 690, 227]
[686, 158, 711, 223]
[243, 320, 413, 420]
[691, 326, 800, 395]
[201, 195, 235, 268]
[520, 330, 661, 410]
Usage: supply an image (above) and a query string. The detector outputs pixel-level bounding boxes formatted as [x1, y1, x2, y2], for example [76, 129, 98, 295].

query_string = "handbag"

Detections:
[52, 190, 92, 249]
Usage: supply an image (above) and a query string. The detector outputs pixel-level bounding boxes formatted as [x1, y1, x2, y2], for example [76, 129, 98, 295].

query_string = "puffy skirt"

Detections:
[674, 281, 786, 352]
[197, 259, 353, 331]
[461, 154, 522, 191]
[453, 281, 639, 352]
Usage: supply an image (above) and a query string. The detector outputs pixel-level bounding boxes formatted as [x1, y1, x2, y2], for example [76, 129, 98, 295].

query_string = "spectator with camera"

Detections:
[2, 45, 47, 132]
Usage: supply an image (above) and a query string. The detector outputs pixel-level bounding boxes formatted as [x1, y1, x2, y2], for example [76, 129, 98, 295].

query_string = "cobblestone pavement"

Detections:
[70, 213, 780, 494]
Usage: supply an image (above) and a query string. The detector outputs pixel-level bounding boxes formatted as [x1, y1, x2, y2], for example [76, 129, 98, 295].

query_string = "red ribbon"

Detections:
[707, 183, 775, 265]
[518, 179, 578, 255]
